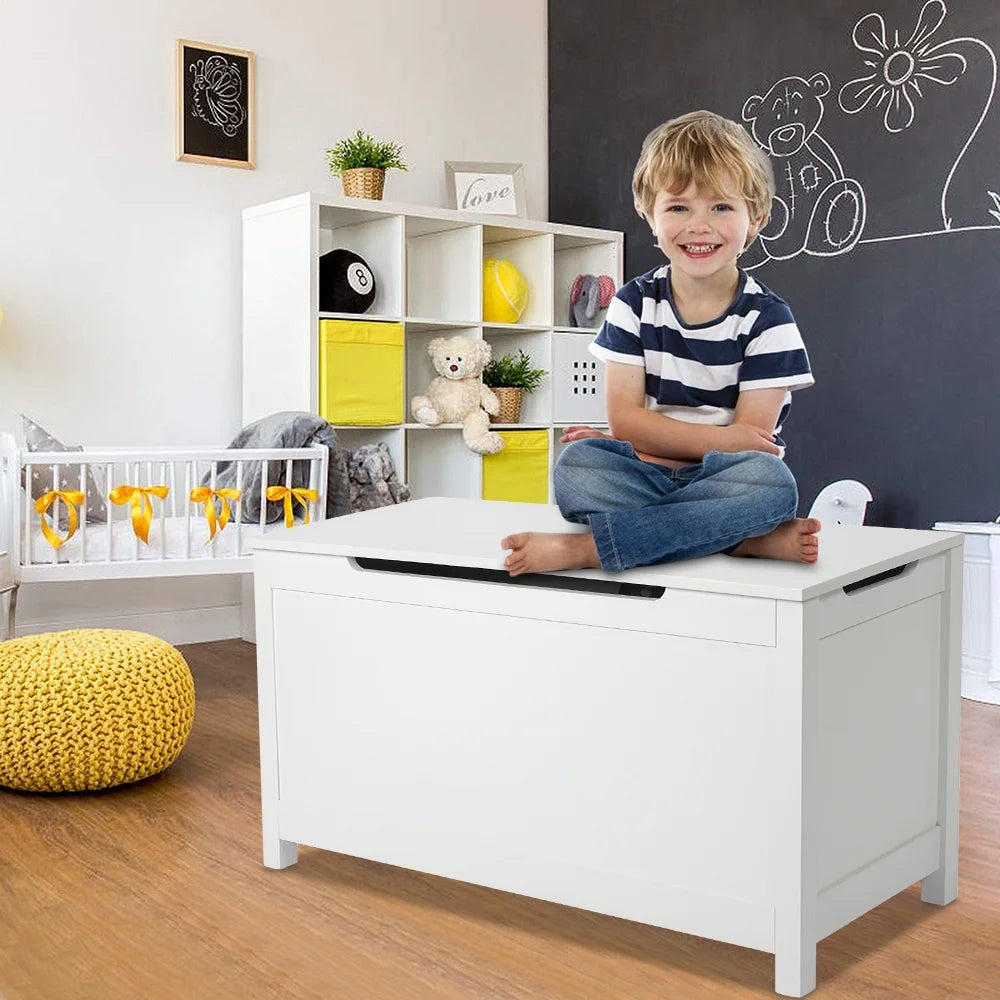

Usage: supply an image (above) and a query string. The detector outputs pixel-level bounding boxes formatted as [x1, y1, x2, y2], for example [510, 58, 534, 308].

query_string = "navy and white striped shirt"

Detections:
[589, 265, 813, 447]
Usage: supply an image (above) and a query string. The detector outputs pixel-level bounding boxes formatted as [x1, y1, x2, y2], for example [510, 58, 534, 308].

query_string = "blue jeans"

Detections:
[553, 438, 799, 572]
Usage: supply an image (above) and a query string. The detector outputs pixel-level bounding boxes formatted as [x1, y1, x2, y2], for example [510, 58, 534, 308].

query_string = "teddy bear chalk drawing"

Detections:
[410, 335, 504, 455]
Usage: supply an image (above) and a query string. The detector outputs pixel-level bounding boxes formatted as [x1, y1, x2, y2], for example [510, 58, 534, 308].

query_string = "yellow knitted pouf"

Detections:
[0, 629, 195, 793]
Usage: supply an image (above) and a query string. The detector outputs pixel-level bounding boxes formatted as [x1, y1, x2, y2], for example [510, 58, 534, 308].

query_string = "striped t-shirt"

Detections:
[589, 265, 814, 447]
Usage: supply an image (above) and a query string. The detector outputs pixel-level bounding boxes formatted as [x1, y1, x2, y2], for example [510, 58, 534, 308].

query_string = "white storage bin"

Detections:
[933, 521, 1000, 704]
[552, 333, 605, 423]
[254, 500, 963, 998]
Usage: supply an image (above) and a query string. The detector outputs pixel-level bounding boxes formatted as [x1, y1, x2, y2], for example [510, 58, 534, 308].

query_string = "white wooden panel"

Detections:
[813, 552, 944, 638]
[407, 225, 481, 321]
[242, 201, 316, 421]
[921, 545, 962, 906]
[552, 331, 605, 423]
[816, 828, 940, 942]
[404, 429, 480, 500]
[812, 596, 941, 889]
[961, 551, 992, 660]
[272, 590, 780, 949]
[259, 548, 775, 646]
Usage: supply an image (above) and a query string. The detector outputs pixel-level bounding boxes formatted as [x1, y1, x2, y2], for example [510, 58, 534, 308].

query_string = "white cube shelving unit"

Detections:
[242, 193, 623, 503]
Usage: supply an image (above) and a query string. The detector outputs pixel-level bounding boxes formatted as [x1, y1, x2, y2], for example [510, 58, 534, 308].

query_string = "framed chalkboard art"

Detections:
[175, 39, 255, 169]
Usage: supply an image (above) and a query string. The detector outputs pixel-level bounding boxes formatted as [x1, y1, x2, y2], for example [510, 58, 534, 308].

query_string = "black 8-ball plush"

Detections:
[319, 248, 377, 313]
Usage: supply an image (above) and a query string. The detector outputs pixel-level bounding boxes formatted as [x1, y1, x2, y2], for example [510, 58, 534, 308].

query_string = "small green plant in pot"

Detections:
[482, 348, 547, 423]
[325, 130, 408, 200]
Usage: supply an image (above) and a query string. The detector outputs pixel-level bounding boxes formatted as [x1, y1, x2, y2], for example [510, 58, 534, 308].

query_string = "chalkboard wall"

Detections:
[549, 0, 1000, 528]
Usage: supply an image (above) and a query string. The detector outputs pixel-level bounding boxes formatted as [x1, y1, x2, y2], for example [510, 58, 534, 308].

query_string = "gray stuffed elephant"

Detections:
[346, 442, 410, 512]
[569, 273, 616, 328]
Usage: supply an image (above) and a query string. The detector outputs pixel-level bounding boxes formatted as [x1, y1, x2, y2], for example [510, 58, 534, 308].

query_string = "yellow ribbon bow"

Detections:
[35, 489, 86, 549]
[108, 484, 170, 544]
[265, 485, 318, 528]
[189, 486, 242, 542]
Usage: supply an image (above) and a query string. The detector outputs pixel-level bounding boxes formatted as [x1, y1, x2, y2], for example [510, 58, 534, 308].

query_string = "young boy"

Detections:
[502, 110, 819, 576]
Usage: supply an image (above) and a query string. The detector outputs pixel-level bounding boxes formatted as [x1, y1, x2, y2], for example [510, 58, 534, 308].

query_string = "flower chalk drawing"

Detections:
[838, 0, 996, 229]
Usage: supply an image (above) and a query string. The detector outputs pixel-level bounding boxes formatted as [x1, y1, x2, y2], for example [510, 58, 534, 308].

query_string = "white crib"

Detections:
[0, 432, 329, 637]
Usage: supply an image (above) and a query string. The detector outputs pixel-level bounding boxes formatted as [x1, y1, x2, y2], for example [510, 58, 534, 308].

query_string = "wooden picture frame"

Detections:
[175, 39, 255, 169]
[445, 161, 527, 217]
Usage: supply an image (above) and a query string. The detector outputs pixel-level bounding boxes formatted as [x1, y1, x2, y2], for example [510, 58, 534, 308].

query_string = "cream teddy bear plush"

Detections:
[410, 336, 504, 455]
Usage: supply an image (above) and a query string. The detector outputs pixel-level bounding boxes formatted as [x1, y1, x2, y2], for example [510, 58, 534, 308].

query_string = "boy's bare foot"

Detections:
[731, 518, 821, 563]
[501, 531, 600, 576]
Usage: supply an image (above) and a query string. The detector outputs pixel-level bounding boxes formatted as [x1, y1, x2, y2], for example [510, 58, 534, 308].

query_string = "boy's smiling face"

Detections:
[651, 179, 762, 288]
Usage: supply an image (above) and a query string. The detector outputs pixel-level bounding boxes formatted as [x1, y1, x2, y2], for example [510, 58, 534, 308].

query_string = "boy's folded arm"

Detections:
[605, 365, 785, 460]
[605, 362, 726, 460]
[731, 387, 787, 435]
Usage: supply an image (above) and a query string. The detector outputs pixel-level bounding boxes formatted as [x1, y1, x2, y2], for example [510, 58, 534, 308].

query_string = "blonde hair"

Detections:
[632, 110, 775, 227]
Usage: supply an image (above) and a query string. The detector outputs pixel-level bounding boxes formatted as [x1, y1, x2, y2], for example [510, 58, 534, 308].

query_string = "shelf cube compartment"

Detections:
[553, 235, 620, 329]
[481, 430, 550, 504]
[482, 330, 552, 426]
[406, 428, 481, 500]
[319, 213, 404, 318]
[405, 325, 482, 420]
[333, 428, 407, 497]
[482, 230, 553, 326]
[552, 333, 605, 423]
[406, 221, 482, 322]
[319, 320, 404, 425]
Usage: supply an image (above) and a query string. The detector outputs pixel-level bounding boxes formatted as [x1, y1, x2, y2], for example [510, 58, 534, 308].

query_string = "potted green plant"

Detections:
[325, 130, 408, 201]
[482, 348, 547, 423]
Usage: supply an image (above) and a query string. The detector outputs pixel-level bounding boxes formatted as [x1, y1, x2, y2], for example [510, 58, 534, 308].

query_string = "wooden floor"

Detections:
[2, 639, 999, 1000]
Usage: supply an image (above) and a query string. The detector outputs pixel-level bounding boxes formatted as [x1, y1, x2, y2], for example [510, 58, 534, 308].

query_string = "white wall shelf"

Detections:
[243, 192, 623, 503]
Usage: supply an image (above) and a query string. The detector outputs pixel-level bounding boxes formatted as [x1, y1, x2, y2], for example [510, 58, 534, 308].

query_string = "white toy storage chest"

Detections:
[253, 499, 963, 997]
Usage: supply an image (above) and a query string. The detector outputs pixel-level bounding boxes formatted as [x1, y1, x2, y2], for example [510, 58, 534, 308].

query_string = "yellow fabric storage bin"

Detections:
[482, 430, 550, 504]
[319, 320, 404, 425]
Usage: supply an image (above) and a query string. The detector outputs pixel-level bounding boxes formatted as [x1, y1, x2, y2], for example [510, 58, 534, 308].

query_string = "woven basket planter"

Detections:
[341, 167, 386, 200]
[491, 387, 524, 423]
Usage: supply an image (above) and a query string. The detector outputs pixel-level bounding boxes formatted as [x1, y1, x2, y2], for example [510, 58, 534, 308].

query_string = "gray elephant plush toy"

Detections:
[346, 442, 411, 512]
[569, 273, 616, 328]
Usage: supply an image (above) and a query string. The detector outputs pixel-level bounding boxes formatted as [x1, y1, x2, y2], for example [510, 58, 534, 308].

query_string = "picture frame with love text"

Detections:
[444, 161, 527, 217]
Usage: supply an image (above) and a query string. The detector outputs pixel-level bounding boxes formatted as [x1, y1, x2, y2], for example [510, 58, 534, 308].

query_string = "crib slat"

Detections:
[309, 453, 321, 523]
[49, 463, 60, 567]
[24, 463, 33, 565]
[235, 460, 244, 557]
[133, 461, 140, 563]
[185, 462, 193, 559]
[158, 461, 166, 560]
[210, 461, 218, 559]
[259, 460, 268, 533]
[105, 464, 113, 563]
[79, 463, 88, 565]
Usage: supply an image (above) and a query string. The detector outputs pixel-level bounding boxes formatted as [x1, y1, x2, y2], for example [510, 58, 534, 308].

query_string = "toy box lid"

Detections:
[252, 497, 962, 602]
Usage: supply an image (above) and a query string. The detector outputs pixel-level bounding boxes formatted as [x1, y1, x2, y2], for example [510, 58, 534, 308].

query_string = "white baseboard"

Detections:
[12, 604, 245, 647]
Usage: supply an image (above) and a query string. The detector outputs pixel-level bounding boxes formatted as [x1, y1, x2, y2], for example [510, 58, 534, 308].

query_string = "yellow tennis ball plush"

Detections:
[483, 258, 529, 323]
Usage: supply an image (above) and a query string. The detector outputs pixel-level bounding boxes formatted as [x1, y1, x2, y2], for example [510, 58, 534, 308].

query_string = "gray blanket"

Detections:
[212, 412, 351, 523]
